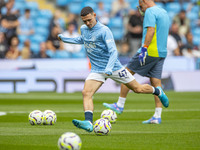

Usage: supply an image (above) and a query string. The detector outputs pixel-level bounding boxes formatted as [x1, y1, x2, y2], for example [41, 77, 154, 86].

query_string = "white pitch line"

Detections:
[0, 112, 6, 116]
[4, 109, 200, 114]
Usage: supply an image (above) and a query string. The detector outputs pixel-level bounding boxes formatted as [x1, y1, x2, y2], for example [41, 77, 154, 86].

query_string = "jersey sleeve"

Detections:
[103, 27, 118, 74]
[59, 34, 84, 44]
[144, 9, 156, 28]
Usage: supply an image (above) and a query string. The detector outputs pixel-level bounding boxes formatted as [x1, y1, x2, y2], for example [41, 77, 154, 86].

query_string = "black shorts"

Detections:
[127, 53, 165, 79]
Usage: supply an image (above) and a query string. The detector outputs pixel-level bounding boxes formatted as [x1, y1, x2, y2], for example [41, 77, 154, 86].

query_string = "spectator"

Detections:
[182, 32, 200, 58]
[170, 22, 183, 49]
[5, 35, 20, 59]
[154, 0, 174, 2]
[1, 0, 18, 16]
[118, 41, 130, 57]
[96, 2, 110, 25]
[49, 9, 65, 32]
[17, 9, 34, 38]
[111, 0, 130, 18]
[21, 40, 31, 59]
[46, 25, 64, 51]
[127, 10, 143, 56]
[0, 0, 6, 11]
[62, 22, 82, 53]
[1, 0, 19, 39]
[173, 10, 190, 36]
[67, 13, 78, 31]
[33, 42, 50, 58]
[167, 34, 181, 56]
[0, 32, 8, 58]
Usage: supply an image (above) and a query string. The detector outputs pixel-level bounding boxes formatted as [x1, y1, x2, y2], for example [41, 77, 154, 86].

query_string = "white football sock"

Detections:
[117, 97, 126, 108]
[153, 108, 162, 118]
[152, 87, 155, 93]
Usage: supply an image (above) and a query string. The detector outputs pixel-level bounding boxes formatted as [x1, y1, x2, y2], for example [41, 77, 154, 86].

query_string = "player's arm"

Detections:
[143, 27, 155, 47]
[103, 28, 118, 76]
[57, 34, 84, 44]
[139, 10, 156, 66]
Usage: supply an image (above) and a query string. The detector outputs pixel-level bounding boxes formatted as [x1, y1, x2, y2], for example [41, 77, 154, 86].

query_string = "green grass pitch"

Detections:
[0, 92, 200, 150]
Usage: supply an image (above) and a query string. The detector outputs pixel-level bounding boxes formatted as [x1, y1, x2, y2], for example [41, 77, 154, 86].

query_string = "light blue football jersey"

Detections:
[59, 21, 123, 74]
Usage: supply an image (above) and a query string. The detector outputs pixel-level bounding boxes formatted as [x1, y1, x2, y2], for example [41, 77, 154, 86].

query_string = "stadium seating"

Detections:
[35, 17, 50, 28]
[39, 9, 53, 20]
[30, 34, 46, 44]
[71, 47, 86, 58]
[18, 35, 28, 45]
[108, 17, 123, 28]
[81, 1, 97, 10]
[30, 10, 39, 19]
[131, 1, 139, 10]
[155, 2, 165, 9]
[13, 1, 25, 15]
[186, 11, 199, 21]
[54, 51, 71, 58]
[110, 28, 124, 41]
[165, 2, 181, 14]
[46, 50, 55, 58]
[5, 0, 200, 57]
[193, 35, 200, 46]
[34, 27, 49, 39]
[182, 2, 190, 11]
[108, 17, 124, 41]
[26, 1, 38, 10]
[68, 2, 82, 14]
[104, 2, 112, 12]
[167, 11, 177, 20]
[30, 42, 40, 53]
[56, 0, 71, 6]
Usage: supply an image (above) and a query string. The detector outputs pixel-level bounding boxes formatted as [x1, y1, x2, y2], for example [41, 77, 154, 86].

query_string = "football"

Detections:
[93, 118, 112, 136]
[58, 132, 82, 150]
[101, 109, 117, 123]
[43, 110, 57, 125]
[28, 110, 43, 125]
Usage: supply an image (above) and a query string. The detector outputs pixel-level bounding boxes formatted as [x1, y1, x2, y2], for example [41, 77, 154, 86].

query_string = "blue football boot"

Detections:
[72, 119, 93, 132]
[103, 103, 124, 114]
[142, 117, 161, 124]
[157, 86, 169, 108]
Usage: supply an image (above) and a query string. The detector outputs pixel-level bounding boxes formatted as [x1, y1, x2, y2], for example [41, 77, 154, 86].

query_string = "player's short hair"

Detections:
[80, 6, 94, 16]
[25, 9, 30, 13]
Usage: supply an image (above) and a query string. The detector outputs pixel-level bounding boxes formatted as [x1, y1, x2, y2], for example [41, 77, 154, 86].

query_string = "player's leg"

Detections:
[82, 79, 103, 121]
[72, 74, 104, 132]
[103, 68, 134, 114]
[126, 78, 169, 108]
[142, 77, 162, 124]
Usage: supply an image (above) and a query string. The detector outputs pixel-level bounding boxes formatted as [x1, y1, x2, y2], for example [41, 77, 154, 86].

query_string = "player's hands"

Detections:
[139, 46, 147, 66]
[57, 34, 62, 41]
[105, 70, 112, 76]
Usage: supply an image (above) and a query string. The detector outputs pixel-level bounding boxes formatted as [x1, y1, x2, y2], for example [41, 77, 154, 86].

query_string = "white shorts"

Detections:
[86, 68, 135, 84]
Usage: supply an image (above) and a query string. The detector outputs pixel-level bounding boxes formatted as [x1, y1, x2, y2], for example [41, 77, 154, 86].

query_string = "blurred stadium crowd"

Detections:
[0, 0, 199, 60]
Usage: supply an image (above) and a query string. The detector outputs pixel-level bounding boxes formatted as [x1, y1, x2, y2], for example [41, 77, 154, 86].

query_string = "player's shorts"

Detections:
[127, 53, 165, 79]
[86, 68, 135, 84]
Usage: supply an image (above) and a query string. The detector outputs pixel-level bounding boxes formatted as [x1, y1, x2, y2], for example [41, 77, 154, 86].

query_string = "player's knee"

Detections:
[82, 89, 92, 98]
[133, 87, 143, 93]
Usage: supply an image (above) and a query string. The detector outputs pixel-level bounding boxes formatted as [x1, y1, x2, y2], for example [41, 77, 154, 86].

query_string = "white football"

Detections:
[101, 109, 117, 123]
[93, 118, 112, 136]
[43, 110, 57, 125]
[58, 132, 82, 150]
[29, 110, 43, 125]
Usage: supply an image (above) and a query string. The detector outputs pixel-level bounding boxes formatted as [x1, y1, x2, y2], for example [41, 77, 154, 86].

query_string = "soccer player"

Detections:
[58, 6, 168, 132]
[103, 0, 170, 124]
